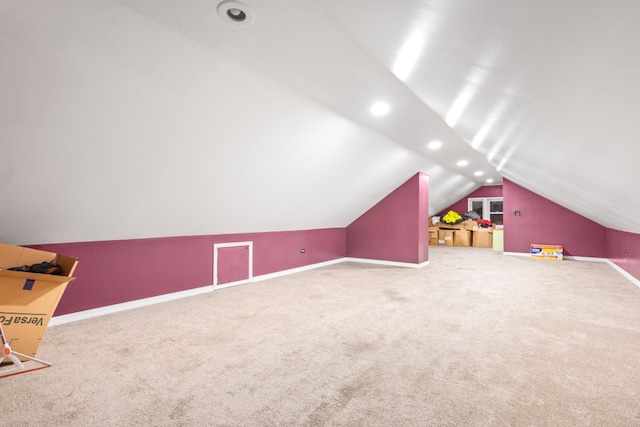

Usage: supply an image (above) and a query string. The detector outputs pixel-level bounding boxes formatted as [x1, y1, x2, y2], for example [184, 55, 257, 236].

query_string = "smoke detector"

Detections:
[217, 1, 255, 26]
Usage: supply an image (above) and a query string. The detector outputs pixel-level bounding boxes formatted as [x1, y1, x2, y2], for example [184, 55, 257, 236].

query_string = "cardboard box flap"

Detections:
[0, 268, 76, 284]
[0, 243, 58, 269]
[0, 243, 77, 278]
[475, 228, 494, 234]
[55, 254, 78, 277]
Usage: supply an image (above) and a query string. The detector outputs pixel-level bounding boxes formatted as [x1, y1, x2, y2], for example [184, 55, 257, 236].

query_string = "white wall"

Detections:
[0, 0, 478, 245]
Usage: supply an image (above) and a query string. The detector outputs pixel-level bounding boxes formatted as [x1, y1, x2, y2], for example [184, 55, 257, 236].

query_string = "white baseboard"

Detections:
[564, 255, 608, 262]
[250, 258, 346, 283]
[50, 255, 432, 326]
[49, 285, 214, 327]
[606, 260, 640, 288]
[344, 257, 429, 268]
[213, 278, 252, 290]
[213, 256, 430, 291]
[503, 251, 530, 258]
[503, 251, 639, 288]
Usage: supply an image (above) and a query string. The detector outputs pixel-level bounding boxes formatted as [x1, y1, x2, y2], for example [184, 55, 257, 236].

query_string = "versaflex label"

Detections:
[0, 313, 45, 327]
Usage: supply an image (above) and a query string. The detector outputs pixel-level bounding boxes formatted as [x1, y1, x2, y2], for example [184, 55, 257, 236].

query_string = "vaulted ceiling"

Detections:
[2, 0, 639, 244]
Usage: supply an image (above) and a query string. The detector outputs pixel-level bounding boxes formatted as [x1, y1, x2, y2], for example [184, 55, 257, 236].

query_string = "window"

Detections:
[468, 197, 503, 226]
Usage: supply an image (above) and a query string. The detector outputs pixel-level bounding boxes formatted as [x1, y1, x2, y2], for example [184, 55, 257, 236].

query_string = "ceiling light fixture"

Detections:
[474, 171, 484, 176]
[217, 1, 255, 26]
[370, 101, 390, 116]
[427, 140, 442, 150]
[456, 160, 468, 167]
[227, 8, 246, 21]
[486, 178, 494, 184]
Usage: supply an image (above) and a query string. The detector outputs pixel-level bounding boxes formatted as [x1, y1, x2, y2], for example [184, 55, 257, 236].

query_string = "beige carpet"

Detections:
[3, 246, 640, 426]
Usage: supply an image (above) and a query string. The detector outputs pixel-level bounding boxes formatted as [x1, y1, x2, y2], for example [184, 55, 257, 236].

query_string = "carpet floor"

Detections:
[3, 246, 640, 426]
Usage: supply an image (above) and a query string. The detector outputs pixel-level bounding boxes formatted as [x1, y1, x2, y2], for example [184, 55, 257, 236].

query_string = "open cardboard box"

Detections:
[0, 243, 77, 359]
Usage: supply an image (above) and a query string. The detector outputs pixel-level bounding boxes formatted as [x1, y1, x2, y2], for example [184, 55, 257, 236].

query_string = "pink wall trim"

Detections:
[29, 228, 346, 315]
[503, 179, 606, 257]
[438, 185, 503, 216]
[606, 229, 640, 282]
[346, 172, 429, 264]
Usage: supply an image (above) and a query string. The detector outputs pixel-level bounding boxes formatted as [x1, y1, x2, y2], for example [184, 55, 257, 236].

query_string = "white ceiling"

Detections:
[113, 0, 640, 232]
[2, 0, 639, 244]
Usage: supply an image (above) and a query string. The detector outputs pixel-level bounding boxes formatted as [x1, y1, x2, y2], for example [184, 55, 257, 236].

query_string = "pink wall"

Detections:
[346, 173, 429, 264]
[503, 178, 607, 257]
[217, 245, 250, 285]
[29, 228, 346, 315]
[606, 229, 640, 281]
[438, 185, 503, 216]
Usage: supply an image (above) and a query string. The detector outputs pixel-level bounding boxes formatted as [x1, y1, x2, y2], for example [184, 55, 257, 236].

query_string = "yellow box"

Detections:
[530, 244, 563, 260]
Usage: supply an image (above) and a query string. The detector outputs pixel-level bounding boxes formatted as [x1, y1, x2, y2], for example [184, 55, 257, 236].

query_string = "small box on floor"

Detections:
[531, 244, 563, 260]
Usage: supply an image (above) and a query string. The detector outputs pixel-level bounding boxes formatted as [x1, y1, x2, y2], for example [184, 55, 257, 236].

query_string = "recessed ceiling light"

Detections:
[427, 140, 442, 150]
[474, 171, 484, 176]
[486, 178, 494, 183]
[370, 101, 390, 116]
[217, 1, 255, 26]
[227, 8, 246, 21]
[456, 160, 468, 167]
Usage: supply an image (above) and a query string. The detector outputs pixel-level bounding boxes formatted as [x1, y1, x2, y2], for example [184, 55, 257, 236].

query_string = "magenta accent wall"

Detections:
[438, 185, 503, 216]
[503, 178, 606, 257]
[346, 172, 429, 264]
[606, 229, 640, 281]
[29, 228, 346, 315]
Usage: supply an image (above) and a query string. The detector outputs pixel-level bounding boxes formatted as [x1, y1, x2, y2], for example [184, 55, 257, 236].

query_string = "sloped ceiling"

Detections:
[1, 0, 639, 245]
[113, 0, 640, 233]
